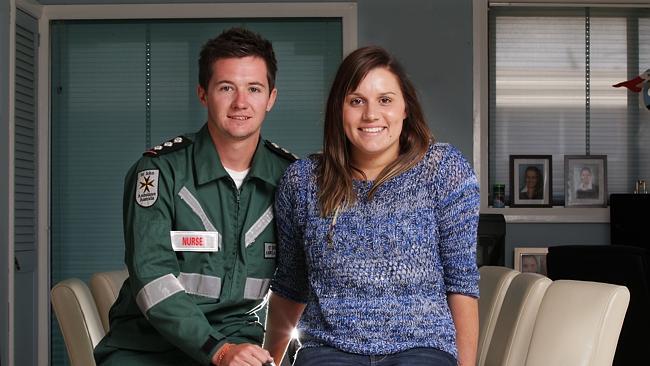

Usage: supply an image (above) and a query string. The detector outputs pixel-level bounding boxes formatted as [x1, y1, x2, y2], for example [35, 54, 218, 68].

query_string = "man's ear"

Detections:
[197, 85, 208, 107]
[266, 88, 278, 112]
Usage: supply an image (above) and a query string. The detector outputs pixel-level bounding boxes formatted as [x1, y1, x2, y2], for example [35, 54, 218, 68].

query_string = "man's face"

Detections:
[522, 255, 538, 273]
[198, 56, 277, 143]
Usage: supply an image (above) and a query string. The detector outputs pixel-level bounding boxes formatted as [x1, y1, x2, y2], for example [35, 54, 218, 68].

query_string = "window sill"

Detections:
[480, 206, 609, 223]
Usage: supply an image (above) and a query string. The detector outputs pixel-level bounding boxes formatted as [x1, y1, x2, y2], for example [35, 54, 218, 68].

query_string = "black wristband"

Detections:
[201, 335, 220, 355]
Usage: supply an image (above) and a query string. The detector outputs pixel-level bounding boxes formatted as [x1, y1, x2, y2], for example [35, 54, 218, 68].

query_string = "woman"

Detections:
[519, 166, 543, 200]
[264, 46, 480, 366]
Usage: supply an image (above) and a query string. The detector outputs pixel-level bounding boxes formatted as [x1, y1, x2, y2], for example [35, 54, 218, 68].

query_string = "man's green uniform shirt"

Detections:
[94, 124, 294, 365]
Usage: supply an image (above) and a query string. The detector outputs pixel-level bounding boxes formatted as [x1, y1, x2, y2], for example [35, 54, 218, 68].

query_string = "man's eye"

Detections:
[219, 85, 233, 92]
[249, 86, 262, 93]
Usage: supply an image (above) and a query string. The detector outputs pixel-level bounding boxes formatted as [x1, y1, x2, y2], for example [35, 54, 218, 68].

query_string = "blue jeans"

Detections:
[293, 346, 457, 366]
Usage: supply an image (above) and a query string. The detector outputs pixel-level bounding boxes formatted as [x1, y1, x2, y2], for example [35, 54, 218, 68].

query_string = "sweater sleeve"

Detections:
[270, 161, 310, 303]
[435, 146, 480, 298]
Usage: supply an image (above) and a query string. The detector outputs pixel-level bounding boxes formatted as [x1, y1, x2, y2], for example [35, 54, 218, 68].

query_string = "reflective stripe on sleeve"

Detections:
[178, 187, 221, 241]
[136, 273, 185, 316]
[244, 206, 274, 247]
[243, 277, 271, 300]
[178, 272, 222, 299]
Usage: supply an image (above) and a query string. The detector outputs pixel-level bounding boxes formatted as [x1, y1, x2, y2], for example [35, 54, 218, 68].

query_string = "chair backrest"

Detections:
[89, 269, 129, 332]
[610, 193, 650, 247]
[484, 272, 551, 366]
[51, 278, 104, 366]
[525, 280, 630, 366]
[477, 266, 519, 366]
[547, 244, 650, 365]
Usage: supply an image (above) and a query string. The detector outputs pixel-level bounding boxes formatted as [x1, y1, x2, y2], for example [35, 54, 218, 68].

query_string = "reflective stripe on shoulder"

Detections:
[136, 274, 184, 316]
[243, 277, 271, 300]
[244, 206, 274, 247]
[178, 272, 222, 299]
[178, 187, 221, 242]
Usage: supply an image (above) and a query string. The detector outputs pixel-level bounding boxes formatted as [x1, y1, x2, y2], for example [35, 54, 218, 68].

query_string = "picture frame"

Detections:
[513, 247, 548, 276]
[509, 155, 552, 207]
[564, 155, 607, 207]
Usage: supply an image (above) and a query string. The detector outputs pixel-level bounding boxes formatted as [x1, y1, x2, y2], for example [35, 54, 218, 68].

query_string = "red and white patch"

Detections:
[170, 231, 220, 252]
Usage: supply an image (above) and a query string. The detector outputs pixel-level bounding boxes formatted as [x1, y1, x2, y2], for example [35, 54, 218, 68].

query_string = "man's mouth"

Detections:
[229, 115, 251, 121]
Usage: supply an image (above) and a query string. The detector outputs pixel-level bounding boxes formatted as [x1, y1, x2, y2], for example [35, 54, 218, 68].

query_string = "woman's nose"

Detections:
[362, 104, 379, 121]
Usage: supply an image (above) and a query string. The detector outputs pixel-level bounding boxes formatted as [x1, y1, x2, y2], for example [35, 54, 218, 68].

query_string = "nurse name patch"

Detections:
[136, 169, 159, 207]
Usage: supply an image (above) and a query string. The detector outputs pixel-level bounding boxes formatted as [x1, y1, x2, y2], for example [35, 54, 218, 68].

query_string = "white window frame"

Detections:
[472, 0, 650, 223]
[7, 3, 357, 365]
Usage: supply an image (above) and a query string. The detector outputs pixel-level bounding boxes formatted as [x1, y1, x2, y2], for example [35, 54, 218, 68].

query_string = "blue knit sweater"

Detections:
[270, 143, 480, 358]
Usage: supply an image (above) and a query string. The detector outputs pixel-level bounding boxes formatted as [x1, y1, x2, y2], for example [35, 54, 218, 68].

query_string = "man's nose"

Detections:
[233, 91, 248, 108]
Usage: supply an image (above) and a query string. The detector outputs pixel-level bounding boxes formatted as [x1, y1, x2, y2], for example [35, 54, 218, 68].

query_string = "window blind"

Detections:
[489, 7, 650, 204]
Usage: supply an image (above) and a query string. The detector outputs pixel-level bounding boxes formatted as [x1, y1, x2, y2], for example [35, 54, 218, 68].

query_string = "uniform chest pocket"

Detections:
[244, 230, 278, 278]
[244, 206, 277, 280]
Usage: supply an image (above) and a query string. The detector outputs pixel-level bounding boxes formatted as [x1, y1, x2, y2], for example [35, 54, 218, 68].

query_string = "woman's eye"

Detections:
[379, 97, 392, 104]
[349, 98, 363, 106]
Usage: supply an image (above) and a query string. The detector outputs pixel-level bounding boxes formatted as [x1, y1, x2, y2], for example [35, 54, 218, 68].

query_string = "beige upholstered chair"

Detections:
[484, 272, 551, 366]
[477, 266, 519, 366]
[51, 270, 127, 366]
[525, 280, 630, 366]
[50, 278, 104, 366]
[89, 269, 128, 332]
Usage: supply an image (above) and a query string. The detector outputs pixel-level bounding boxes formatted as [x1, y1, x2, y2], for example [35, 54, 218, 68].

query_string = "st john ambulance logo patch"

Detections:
[136, 169, 159, 207]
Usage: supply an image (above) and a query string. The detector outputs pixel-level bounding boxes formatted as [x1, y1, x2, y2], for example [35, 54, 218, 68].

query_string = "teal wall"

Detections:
[36, 0, 476, 157]
[0, 1, 611, 361]
[506, 223, 609, 266]
[29, 0, 610, 268]
[357, 0, 474, 156]
[358, 0, 609, 265]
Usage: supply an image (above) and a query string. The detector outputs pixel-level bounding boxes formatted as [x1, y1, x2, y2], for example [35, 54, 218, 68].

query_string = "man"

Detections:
[94, 28, 295, 366]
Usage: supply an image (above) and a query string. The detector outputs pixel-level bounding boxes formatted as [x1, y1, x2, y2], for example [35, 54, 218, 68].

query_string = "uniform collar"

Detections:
[194, 124, 279, 187]
[248, 139, 281, 187]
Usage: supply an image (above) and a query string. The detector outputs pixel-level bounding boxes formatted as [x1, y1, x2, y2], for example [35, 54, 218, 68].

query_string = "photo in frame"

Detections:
[513, 247, 548, 276]
[564, 155, 607, 207]
[509, 155, 552, 207]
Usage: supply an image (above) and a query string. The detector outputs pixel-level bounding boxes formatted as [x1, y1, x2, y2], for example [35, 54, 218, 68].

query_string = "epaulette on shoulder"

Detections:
[264, 139, 298, 162]
[143, 136, 192, 157]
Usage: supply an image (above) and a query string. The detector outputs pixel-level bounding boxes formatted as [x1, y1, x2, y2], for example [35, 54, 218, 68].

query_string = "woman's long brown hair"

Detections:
[317, 46, 433, 217]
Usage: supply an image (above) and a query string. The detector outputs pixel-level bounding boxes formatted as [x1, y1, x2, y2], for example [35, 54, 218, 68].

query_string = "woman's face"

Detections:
[342, 67, 406, 165]
[525, 169, 539, 189]
[580, 169, 592, 185]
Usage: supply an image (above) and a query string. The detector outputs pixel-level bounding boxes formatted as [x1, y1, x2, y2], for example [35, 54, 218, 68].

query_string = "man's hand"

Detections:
[212, 343, 275, 366]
